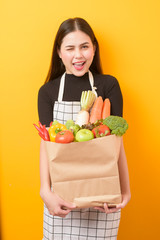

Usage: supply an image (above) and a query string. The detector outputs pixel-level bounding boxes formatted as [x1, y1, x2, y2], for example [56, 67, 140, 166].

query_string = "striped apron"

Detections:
[43, 71, 121, 240]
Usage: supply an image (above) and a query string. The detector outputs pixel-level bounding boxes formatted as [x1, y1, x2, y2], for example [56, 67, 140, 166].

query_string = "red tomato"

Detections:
[92, 125, 110, 138]
[55, 130, 74, 143]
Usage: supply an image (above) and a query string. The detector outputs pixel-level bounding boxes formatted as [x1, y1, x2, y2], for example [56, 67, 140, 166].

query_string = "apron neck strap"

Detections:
[58, 72, 66, 102]
[88, 70, 98, 97]
[58, 71, 97, 102]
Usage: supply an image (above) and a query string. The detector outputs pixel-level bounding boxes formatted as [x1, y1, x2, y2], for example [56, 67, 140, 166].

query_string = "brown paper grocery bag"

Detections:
[44, 134, 122, 208]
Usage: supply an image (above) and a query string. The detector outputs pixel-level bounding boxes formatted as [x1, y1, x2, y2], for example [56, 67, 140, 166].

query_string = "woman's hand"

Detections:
[116, 192, 131, 210]
[40, 188, 76, 218]
[93, 193, 131, 214]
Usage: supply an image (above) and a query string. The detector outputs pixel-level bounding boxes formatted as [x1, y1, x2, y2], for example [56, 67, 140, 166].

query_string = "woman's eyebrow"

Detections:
[65, 45, 74, 48]
[80, 42, 90, 46]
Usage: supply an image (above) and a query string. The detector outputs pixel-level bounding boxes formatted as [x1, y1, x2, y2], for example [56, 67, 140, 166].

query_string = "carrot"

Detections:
[89, 96, 103, 123]
[102, 98, 111, 119]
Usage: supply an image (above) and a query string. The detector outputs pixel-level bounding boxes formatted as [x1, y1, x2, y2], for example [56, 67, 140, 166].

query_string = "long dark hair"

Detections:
[45, 17, 103, 83]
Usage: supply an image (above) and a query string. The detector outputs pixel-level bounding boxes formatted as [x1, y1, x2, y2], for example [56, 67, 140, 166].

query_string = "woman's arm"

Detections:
[116, 138, 131, 207]
[104, 138, 131, 213]
[39, 140, 76, 217]
[94, 137, 131, 213]
[39, 139, 52, 196]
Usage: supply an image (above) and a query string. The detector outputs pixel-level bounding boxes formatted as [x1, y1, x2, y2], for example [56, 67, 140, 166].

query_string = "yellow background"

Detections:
[0, 0, 160, 239]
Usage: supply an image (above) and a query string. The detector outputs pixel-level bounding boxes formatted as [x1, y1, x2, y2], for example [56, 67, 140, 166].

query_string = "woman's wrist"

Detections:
[121, 190, 131, 200]
[40, 185, 52, 201]
[121, 189, 131, 198]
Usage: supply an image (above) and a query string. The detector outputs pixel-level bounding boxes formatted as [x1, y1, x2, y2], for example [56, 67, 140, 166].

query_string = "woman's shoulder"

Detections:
[94, 72, 118, 81]
[93, 73, 120, 89]
[39, 76, 61, 91]
[38, 76, 61, 98]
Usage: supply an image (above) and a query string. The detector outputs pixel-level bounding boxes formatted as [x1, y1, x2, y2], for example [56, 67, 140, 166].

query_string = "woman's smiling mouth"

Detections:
[73, 61, 86, 70]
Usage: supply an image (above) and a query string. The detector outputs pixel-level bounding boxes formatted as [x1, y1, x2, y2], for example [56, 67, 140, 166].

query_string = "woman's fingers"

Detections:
[94, 203, 119, 214]
[93, 206, 105, 212]
[49, 205, 72, 217]
[116, 193, 131, 209]
[55, 193, 76, 210]
[116, 199, 127, 209]
[46, 192, 76, 217]
[53, 207, 72, 217]
[62, 201, 76, 210]
[94, 204, 118, 213]
[94, 193, 131, 214]
[104, 203, 118, 213]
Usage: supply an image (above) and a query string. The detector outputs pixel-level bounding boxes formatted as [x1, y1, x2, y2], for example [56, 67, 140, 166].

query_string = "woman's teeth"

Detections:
[73, 62, 85, 66]
[73, 62, 85, 70]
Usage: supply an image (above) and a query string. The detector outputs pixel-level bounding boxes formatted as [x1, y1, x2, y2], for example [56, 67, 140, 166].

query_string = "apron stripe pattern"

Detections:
[43, 71, 121, 240]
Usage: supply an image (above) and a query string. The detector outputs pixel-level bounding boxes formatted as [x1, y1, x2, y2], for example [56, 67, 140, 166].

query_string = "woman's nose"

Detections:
[74, 48, 82, 58]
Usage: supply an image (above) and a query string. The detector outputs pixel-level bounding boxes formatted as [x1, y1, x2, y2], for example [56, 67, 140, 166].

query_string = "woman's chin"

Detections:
[70, 66, 89, 76]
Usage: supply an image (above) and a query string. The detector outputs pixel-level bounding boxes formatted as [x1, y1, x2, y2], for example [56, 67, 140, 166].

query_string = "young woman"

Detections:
[38, 17, 131, 240]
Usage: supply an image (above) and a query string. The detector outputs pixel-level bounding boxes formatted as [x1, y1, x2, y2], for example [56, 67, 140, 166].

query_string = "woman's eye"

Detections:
[82, 45, 88, 49]
[66, 48, 74, 51]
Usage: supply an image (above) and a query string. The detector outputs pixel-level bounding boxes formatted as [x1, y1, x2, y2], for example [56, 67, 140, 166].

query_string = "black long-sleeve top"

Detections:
[38, 72, 123, 127]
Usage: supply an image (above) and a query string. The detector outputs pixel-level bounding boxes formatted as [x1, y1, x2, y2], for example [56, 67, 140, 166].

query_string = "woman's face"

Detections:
[58, 30, 96, 76]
